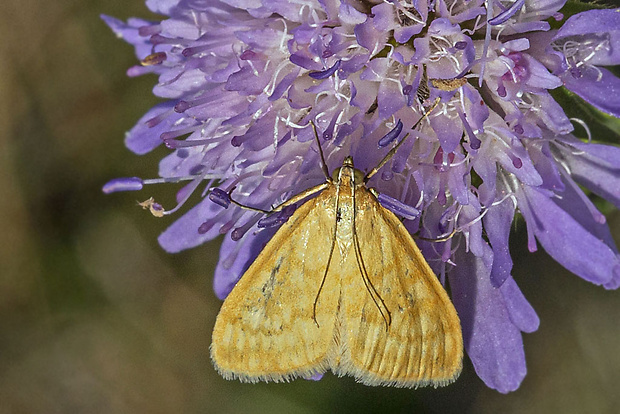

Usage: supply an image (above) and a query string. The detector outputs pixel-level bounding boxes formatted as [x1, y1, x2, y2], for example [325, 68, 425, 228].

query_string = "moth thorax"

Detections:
[333, 156, 365, 187]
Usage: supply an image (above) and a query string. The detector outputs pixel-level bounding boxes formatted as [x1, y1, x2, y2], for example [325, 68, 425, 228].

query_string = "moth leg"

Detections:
[223, 186, 271, 214]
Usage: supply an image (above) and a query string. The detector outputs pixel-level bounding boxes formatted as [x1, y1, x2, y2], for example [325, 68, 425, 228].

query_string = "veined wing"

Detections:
[211, 189, 340, 383]
[334, 187, 463, 388]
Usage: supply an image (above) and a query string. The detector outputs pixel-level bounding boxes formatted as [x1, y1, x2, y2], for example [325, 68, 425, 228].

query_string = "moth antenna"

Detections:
[312, 227, 338, 327]
[309, 120, 331, 180]
[364, 98, 440, 183]
[353, 228, 392, 330]
[350, 167, 391, 329]
[222, 187, 271, 214]
[311, 163, 341, 326]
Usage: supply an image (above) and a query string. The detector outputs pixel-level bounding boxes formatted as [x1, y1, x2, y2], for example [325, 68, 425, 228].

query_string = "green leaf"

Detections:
[549, 87, 620, 145]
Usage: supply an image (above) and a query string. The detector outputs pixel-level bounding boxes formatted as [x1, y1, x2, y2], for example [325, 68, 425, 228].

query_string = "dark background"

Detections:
[1, 1, 618, 413]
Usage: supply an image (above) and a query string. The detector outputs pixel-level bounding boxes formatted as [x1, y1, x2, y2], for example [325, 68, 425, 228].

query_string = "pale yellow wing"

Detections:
[210, 188, 340, 383]
[333, 187, 463, 388]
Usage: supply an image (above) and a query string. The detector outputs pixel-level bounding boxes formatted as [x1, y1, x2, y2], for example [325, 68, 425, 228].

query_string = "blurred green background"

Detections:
[1, 1, 619, 413]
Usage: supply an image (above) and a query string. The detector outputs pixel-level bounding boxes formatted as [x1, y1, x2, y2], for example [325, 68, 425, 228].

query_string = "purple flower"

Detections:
[103, 1, 620, 392]
[542, 8, 620, 117]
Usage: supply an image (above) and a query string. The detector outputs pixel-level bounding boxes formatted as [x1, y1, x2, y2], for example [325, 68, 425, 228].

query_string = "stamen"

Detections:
[198, 220, 216, 234]
[182, 44, 211, 57]
[458, 112, 481, 150]
[145, 108, 174, 128]
[309, 60, 341, 80]
[164, 137, 215, 149]
[497, 82, 507, 97]
[377, 193, 420, 220]
[509, 152, 523, 168]
[489, 0, 525, 25]
[141, 52, 167, 66]
[150, 34, 183, 46]
[231, 216, 261, 241]
[569, 118, 592, 143]
[454, 41, 467, 50]
[102, 177, 143, 193]
[513, 124, 524, 135]
[378, 120, 404, 148]
[160, 125, 201, 141]
[209, 188, 232, 208]
[322, 112, 339, 141]
[257, 204, 297, 228]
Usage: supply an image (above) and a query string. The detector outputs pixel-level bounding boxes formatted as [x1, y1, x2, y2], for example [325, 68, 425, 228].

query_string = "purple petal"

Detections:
[338, 2, 367, 24]
[554, 9, 620, 66]
[213, 226, 277, 300]
[394, 25, 424, 44]
[377, 79, 405, 119]
[449, 243, 527, 393]
[516, 185, 620, 286]
[430, 113, 462, 153]
[562, 67, 620, 118]
[521, 54, 562, 90]
[483, 197, 516, 287]
[354, 18, 386, 53]
[489, 0, 525, 25]
[552, 172, 616, 252]
[370, 3, 394, 32]
[158, 197, 228, 253]
[269, 68, 300, 101]
[535, 93, 573, 135]
[125, 101, 185, 155]
[235, 113, 279, 151]
[472, 153, 497, 206]
[101, 15, 156, 60]
[225, 66, 271, 95]
[557, 137, 620, 208]
[145, 0, 179, 15]
[500, 277, 540, 333]
[529, 141, 565, 192]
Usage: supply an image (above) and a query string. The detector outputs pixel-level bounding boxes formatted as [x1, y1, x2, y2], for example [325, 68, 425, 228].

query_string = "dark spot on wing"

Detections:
[405, 292, 415, 308]
[261, 256, 284, 301]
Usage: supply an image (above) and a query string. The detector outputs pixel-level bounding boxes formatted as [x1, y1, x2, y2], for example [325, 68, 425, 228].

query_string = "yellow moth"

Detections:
[430, 77, 468, 92]
[210, 102, 463, 388]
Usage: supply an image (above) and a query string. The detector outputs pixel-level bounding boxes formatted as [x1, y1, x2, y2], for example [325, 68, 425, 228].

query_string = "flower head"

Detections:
[103, 1, 620, 392]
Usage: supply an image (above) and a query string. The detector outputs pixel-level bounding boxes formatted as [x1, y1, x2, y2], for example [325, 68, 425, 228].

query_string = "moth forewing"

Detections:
[336, 182, 462, 387]
[210, 189, 340, 382]
[211, 101, 463, 387]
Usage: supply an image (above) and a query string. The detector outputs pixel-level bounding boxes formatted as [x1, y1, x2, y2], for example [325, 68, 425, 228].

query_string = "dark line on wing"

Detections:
[312, 188, 338, 328]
